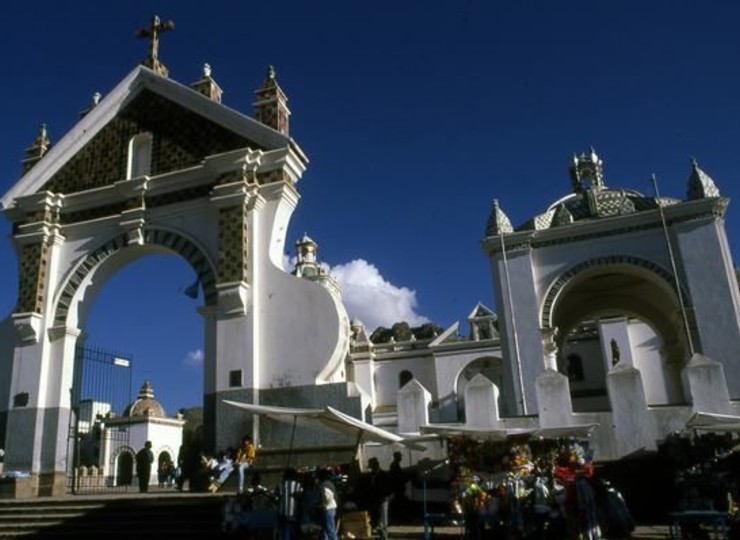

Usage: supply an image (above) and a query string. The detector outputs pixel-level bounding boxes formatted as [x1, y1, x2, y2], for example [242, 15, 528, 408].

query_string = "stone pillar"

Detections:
[607, 364, 655, 456]
[4, 191, 71, 496]
[599, 317, 633, 369]
[535, 327, 573, 428]
[253, 66, 290, 136]
[349, 320, 376, 405]
[464, 374, 500, 428]
[397, 379, 431, 434]
[536, 369, 573, 428]
[351, 359, 375, 405]
[681, 353, 731, 414]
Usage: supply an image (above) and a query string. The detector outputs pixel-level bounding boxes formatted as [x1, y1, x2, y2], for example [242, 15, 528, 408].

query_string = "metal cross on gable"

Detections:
[136, 15, 175, 77]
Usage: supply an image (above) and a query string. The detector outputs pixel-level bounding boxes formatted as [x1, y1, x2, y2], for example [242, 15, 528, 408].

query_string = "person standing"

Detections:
[175, 444, 187, 491]
[389, 451, 408, 520]
[235, 436, 256, 494]
[136, 441, 154, 493]
[318, 468, 339, 540]
[277, 468, 303, 540]
[365, 457, 392, 540]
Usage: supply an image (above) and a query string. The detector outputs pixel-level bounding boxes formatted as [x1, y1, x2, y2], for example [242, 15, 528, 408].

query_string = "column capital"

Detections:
[216, 281, 250, 317]
[12, 312, 44, 344]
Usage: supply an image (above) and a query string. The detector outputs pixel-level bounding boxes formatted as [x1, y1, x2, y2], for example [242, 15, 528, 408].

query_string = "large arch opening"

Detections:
[52, 229, 216, 490]
[83, 254, 205, 416]
[545, 260, 691, 412]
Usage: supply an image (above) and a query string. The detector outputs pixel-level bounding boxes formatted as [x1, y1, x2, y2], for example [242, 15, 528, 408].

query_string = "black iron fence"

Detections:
[67, 344, 132, 494]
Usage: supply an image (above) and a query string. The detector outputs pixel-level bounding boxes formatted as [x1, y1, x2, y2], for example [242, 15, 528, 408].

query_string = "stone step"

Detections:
[0, 495, 229, 539]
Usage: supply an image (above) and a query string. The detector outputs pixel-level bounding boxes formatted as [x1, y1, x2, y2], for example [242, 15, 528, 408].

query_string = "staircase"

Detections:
[0, 494, 230, 539]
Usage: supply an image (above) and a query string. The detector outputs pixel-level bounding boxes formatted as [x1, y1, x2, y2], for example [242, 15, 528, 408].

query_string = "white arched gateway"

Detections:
[0, 57, 360, 496]
[483, 149, 740, 457]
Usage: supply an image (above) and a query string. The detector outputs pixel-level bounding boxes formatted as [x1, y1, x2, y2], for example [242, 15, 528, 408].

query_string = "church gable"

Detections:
[42, 90, 261, 196]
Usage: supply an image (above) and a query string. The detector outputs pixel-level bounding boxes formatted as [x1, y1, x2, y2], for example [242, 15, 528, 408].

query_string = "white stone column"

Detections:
[536, 327, 573, 428]
[351, 358, 375, 407]
[397, 379, 431, 434]
[607, 364, 655, 456]
[599, 317, 633, 369]
[535, 369, 573, 428]
[681, 353, 731, 414]
[464, 374, 500, 428]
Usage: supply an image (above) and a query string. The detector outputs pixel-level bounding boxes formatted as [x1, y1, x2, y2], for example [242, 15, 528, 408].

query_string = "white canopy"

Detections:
[419, 423, 599, 441]
[685, 411, 740, 432]
[222, 400, 425, 451]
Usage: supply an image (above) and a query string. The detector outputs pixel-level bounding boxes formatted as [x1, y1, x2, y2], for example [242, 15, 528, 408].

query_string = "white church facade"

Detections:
[1, 20, 740, 496]
[344, 148, 740, 465]
[74, 381, 183, 490]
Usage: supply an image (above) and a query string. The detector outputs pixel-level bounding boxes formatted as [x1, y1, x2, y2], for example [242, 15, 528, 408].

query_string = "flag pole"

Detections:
[495, 200, 527, 415]
[651, 174, 695, 356]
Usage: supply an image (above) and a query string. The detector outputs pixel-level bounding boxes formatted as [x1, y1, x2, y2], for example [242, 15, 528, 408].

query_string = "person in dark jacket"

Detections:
[361, 457, 392, 540]
[136, 441, 154, 493]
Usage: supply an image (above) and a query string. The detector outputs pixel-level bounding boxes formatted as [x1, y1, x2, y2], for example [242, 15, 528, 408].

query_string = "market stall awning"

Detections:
[685, 411, 740, 432]
[419, 423, 598, 441]
[222, 400, 425, 450]
[533, 424, 599, 439]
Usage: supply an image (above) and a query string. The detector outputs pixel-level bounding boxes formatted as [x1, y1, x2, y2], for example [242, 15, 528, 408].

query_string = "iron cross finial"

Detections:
[136, 15, 175, 77]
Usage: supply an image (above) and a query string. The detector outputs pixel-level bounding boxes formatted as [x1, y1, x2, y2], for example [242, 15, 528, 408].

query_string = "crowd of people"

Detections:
[135, 432, 637, 539]
[446, 436, 634, 540]
[215, 448, 410, 540]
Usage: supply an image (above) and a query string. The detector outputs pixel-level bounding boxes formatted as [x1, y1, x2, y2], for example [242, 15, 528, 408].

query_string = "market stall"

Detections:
[418, 423, 633, 539]
[220, 400, 426, 538]
[659, 412, 740, 539]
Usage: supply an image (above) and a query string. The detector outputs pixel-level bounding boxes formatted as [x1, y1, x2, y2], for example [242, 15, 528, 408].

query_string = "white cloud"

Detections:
[328, 259, 428, 331]
[283, 253, 428, 331]
[183, 349, 204, 367]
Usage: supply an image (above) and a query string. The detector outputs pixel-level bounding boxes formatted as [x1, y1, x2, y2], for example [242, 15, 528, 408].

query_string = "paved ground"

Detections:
[0, 487, 677, 538]
[386, 523, 672, 539]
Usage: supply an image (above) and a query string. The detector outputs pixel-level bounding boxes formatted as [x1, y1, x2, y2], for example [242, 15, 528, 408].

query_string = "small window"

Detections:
[229, 370, 243, 388]
[127, 133, 152, 179]
[399, 370, 413, 388]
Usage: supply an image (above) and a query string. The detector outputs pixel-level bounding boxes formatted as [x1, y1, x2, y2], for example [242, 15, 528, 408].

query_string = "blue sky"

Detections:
[2, 1, 740, 415]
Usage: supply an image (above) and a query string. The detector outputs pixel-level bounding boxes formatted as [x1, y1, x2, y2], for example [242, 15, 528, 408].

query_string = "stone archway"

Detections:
[0, 62, 361, 497]
[542, 256, 691, 408]
[52, 228, 218, 330]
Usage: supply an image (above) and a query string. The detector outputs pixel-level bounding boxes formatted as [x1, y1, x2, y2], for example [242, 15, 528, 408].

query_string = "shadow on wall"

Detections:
[0, 317, 15, 439]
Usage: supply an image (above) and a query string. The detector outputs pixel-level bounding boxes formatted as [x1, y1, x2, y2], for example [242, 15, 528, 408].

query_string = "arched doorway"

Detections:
[117, 452, 133, 486]
[157, 450, 174, 487]
[545, 259, 690, 412]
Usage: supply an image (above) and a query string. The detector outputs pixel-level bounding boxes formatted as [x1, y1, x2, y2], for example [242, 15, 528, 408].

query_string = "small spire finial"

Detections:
[21, 123, 52, 174]
[203, 63, 212, 78]
[266, 65, 276, 80]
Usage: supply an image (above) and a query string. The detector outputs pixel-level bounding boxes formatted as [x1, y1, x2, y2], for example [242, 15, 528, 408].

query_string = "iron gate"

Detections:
[67, 344, 133, 494]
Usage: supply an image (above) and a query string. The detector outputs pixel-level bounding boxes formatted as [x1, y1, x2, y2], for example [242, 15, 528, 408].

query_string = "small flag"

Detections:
[184, 277, 200, 299]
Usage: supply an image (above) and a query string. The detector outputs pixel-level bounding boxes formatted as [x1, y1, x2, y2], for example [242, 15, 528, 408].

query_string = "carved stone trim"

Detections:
[12, 312, 44, 344]
[541, 255, 690, 329]
[48, 325, 83, 342]
[216, 281, 250, 317]
[53, 229, 218, 326]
